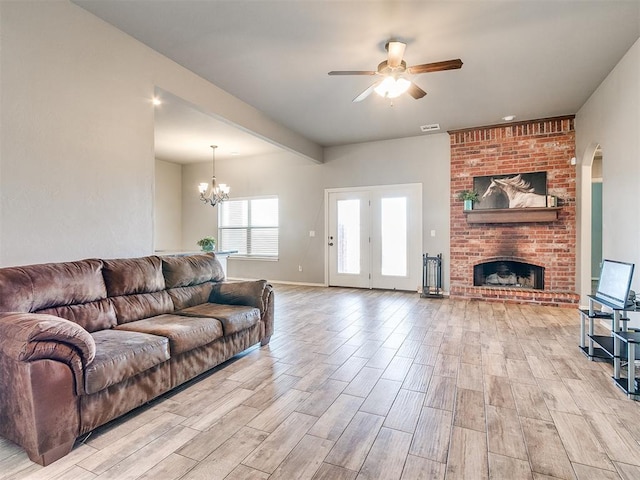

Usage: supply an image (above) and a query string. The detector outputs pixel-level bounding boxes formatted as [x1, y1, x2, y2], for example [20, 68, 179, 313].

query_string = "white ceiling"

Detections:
[153, 89, 285, 164]
[75, 0, 640, 163]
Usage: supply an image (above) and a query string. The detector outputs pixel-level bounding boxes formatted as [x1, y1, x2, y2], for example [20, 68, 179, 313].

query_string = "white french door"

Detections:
[327, 184, 422, 291]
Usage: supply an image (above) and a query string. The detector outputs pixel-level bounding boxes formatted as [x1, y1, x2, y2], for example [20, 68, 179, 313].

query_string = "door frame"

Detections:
[323, 183, 423, 289]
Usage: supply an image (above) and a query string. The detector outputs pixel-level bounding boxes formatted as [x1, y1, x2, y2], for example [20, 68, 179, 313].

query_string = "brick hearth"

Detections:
[449, 116, 579, 307]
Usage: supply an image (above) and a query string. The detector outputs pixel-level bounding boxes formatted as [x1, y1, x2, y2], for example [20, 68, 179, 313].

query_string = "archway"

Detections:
[578, 143, 603, 304]
[590, 147, 603, 294]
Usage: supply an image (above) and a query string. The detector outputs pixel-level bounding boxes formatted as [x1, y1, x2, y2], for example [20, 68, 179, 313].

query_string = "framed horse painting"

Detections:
[473, 171, 547, 210]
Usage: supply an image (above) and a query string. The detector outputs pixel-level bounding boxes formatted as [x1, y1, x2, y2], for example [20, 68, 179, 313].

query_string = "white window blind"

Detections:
[218, 197, 279, 257]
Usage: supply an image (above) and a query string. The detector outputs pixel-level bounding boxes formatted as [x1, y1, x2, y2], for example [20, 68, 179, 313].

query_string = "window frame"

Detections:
[217, 195, 279, 260]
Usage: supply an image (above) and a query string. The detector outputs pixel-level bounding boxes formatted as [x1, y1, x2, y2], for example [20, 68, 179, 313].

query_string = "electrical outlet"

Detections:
[309, 230, 315, 237]
[298, 265, 303, 272]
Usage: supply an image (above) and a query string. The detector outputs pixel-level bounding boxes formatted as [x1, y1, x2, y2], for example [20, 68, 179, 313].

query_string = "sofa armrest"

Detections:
[209, 280, 274, 343]
[0, 312, 96, 396]
[0, 313, 93, 463]
[261, 283, 274, 343]
[0, 312, 96, 366]
[210, 280, 268, 312]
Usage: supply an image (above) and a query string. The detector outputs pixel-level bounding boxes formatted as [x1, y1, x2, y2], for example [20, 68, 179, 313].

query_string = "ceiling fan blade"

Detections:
[407, 82, 427, 99]
[328, 70, 377, 76]
[353, 82, 379, 102]
[386, 41, 406, 68]
[407, 59, 463, 74]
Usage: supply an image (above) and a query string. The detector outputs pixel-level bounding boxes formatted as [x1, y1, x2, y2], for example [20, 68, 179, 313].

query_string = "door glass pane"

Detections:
[381, 197, 407, 276]
[337, 199, 360, 274]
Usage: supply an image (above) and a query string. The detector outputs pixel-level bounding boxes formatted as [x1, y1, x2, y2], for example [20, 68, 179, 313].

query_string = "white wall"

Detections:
[576, 38, 640, 303]
[154, 160, 182, 251]
[153, 160, 218, 253]
[1, 1, 155, 264]
[214, 134, 451, 289]
[0, 1, 319, 266]
[181, 162, 217, 252]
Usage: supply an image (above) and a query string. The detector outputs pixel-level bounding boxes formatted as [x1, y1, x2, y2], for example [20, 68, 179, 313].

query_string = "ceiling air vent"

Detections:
[420, 123, 440, 133]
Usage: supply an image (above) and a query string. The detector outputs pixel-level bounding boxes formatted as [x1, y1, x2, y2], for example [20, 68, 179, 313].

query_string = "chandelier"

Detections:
[198, 145, 230, 207]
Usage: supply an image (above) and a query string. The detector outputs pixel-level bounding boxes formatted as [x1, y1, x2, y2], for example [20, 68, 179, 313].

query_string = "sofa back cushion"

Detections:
[0, 266, 36, 312]
[166, 284, 215, 311]
[102, 256, 166, 296]
[102, 256, 174, 324]
[37, 300, 116, 333]
[161, 253, 225, 310]
[0, 259, 116, 332]
[161, 253, 225, 288]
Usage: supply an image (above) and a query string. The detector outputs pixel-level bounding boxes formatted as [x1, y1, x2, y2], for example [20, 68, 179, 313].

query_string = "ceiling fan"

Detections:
[328, 41, 463, 102]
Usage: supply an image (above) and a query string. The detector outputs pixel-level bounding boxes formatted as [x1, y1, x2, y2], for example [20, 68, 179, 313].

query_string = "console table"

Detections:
[579, 296, 640, 399]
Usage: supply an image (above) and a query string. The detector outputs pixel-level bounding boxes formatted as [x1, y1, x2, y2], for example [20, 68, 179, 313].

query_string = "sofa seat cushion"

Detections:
[85, 329, 169, 395]
[176, 303, 260, 336]
[115, 314, 224, 356]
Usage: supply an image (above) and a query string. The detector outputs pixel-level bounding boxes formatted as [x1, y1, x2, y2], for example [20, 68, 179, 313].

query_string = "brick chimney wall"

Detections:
[449, 116, 579, 306]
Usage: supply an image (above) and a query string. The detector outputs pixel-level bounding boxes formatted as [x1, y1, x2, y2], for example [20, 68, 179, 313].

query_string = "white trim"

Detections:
[268, 280, 327, 287]
[325, 183, 422, 195]
[229, 256, 279, 262]
[227, 277, 324, 287]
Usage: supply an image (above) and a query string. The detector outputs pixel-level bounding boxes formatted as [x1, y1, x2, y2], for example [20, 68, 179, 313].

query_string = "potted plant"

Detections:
[457, 190, 479, 211]
[196, 236, 216, 252]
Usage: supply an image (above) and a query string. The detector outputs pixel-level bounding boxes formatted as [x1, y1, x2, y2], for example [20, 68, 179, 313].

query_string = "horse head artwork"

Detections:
[481, 174, 547, 208]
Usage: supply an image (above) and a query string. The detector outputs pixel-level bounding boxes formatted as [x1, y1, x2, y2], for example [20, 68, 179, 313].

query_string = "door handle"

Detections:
[328, 236, 334, 246]
[328, 242, 334, 246]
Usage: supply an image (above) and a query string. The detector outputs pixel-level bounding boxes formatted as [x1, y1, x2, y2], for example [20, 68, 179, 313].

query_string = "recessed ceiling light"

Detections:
[502, 115, 516, 121]
[152, 97, 162, 106]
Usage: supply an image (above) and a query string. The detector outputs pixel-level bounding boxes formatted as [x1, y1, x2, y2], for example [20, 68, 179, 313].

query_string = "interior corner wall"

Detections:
[1, 1, 155, 265]
[0, 1, 318, 267]
[154, 159, 183, 251]
[575, 37, 640, 303]
[217, 134, 451, 290]
[181, 162, 217, 251]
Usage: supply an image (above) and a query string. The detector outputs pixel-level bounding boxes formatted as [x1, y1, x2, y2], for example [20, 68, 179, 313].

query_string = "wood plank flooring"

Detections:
[3, 285, 640, 479]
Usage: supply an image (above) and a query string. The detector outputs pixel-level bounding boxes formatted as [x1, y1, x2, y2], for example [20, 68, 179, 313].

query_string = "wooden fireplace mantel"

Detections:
[464, 207, 561, 224]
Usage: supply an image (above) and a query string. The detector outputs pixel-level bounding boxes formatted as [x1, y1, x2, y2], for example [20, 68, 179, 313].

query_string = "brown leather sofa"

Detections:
[0, 253, 274, 466]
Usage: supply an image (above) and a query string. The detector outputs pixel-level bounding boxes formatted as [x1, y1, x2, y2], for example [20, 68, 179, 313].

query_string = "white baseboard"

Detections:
[228, 278, 452, 293]
[227, 277, 325, 287]
[269, 280, 326, 287]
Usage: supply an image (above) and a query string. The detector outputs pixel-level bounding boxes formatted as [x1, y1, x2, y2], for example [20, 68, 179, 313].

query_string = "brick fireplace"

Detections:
[449, 116, 579, 306]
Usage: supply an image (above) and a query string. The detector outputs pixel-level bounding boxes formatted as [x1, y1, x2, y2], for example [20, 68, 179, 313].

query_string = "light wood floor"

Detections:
[2, 285, 640, 480]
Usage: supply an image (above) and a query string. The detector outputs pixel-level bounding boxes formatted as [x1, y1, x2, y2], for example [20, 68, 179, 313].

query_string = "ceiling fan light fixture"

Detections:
[374, 76, 411, 99]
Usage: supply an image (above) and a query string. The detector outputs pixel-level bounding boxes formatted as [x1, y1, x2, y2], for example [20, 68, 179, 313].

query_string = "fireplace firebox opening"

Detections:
[473, 260, 544, 290]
